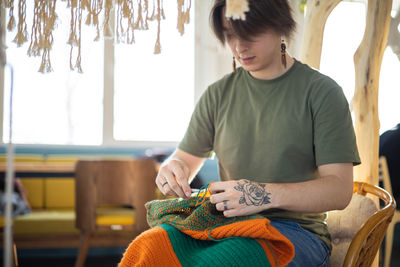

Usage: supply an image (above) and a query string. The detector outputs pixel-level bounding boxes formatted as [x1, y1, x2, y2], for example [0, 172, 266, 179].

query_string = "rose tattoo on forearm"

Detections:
[234, 180, 271, 206]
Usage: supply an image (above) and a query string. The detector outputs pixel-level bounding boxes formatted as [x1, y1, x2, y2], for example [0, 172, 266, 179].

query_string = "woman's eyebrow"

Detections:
[222, 27, 233, 33]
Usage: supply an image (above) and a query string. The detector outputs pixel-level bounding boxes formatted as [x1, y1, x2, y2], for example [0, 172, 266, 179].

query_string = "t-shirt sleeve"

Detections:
[178, 86, 216, 158]
[311, 82, 361, 166]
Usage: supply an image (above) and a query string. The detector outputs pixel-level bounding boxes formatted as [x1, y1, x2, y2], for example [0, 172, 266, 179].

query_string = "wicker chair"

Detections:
[343, 181, 396, 266]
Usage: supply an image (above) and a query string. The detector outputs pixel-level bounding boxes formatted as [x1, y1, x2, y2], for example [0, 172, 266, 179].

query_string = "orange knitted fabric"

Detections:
[119, 226, 182, 267]
[119, 193, 294, 267]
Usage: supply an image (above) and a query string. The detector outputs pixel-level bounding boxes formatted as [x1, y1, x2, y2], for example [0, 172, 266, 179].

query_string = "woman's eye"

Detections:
[224, 32, 234, 40]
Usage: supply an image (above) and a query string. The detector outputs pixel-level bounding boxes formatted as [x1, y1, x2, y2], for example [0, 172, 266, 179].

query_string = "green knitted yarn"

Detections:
[159, 224, 272, 267]
[145, 191, 276, 266]
[146, 197, 263, 232]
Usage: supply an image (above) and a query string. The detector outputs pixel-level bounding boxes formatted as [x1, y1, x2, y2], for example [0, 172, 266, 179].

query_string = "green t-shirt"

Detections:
[178, 59, 361, 251]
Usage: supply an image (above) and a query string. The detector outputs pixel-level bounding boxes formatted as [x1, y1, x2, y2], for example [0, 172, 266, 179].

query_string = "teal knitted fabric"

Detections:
[159, 224, 272, 267]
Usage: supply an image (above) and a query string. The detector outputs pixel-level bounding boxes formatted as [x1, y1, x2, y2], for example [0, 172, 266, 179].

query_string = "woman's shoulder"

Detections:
[295, 60, 339, 87]
[209, 69, 242, 89]
[206, 69, 244, 96]
[294, 60, 343, 97]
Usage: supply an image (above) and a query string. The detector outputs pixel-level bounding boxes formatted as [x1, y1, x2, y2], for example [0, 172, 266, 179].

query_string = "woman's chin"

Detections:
[241, 65, 258, 72]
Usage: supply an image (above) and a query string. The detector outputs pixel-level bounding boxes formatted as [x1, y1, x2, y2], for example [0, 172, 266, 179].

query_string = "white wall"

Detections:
[195, 1, 231, 102]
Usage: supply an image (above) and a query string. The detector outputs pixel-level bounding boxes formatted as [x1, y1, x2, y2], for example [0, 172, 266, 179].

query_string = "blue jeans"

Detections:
[270, 220, 330, 267]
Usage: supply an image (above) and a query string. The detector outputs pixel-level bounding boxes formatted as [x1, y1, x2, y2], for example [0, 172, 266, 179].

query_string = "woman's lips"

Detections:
[240, 56, 255, 65]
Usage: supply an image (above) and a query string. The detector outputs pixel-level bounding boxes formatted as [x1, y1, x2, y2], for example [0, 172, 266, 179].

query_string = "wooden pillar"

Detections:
[353, 0, 392, 185]
[300, 0, 342, 69]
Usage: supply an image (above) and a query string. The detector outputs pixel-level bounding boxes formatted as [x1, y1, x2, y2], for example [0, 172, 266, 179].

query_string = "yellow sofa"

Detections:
[16, 176, 77, 236]
[1, 156, 150, 249]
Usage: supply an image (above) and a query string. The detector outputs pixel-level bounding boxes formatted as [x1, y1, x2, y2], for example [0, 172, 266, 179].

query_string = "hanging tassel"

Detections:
[85, 13, 92, 25]
[27, 1, 40, 57]
[116, 2, 123, 43]
[126, 1, 136, 44]
[135, 0, 147, 30]
[148, 0, 156, 21]
[68, 0, 83, 72]
[143, 0, 149, 29]
[39, 0, 57, 73]
[91, 0, 102, 41]
[177, 0, 191, 36]
[160, 0, 165, 19]
[103, 0, 113, 38]
[13, 0, 28, 47]
[153, 0, 161, 54]
[6, 0, 16, 31]
[74, 0, 83, 73]
[26, 0, 57, 72]
[3, 0, 195, 72]
[68, 0, 77, 70]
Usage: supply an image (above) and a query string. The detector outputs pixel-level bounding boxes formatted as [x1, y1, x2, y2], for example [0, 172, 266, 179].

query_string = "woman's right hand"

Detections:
[156, 158, 192, 199]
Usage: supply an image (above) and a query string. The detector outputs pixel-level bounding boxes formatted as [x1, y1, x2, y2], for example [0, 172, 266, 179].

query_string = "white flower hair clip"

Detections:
[225, 0, 250, 20]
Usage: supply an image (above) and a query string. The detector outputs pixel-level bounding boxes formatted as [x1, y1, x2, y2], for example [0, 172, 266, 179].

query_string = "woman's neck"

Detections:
[250, 54, 295, 80]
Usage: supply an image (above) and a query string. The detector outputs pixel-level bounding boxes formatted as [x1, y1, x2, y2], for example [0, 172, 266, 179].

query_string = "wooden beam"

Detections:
[300, 0, 342, 69]
[353, 0, 393, 185]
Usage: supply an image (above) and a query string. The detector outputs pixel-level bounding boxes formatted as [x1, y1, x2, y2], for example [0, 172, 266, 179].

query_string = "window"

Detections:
[113, 3, 194, 142]
[3, 1, 103, 145]
[2, 2, 195, 145]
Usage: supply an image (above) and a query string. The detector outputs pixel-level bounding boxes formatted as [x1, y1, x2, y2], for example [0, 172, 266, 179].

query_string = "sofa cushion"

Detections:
[20, 178, 44, 209]
[44, 178, 75, 209]
[13, 209, 78, 235]
[13, 207, 136, 235]
[96, 207, 136, 226]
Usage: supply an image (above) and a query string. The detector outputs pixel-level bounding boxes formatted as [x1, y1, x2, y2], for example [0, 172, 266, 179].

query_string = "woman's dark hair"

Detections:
[210, 0, 296, 44]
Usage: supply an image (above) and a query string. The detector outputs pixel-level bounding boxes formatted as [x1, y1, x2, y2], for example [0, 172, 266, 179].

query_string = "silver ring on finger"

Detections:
[162, 181, 168, 187]
[223, 200, 228, 211]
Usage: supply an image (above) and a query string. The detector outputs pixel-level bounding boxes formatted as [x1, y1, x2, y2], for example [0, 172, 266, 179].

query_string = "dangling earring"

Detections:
[232, 56, 236, 72]
[281, 40, 287, 69]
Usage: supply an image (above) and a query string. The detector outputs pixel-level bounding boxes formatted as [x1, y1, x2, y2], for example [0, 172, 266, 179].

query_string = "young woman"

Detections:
[155, 0, 360, 265]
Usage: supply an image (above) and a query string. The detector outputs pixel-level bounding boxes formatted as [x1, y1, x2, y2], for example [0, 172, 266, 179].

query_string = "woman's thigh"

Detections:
[270, 220, 330, 267]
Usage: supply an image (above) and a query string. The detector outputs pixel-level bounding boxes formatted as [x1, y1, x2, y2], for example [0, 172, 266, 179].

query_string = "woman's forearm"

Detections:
[267, 173, 353, 213]
[210, 163, 354, 217]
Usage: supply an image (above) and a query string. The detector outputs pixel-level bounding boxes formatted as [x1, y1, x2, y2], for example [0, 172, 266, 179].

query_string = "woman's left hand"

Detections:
[209, 179, 273, 217]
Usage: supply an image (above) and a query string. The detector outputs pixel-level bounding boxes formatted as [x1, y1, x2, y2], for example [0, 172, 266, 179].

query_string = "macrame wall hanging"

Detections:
[0, 0, 249, 73]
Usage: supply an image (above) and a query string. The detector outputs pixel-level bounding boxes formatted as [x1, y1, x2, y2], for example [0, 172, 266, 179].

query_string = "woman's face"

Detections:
[222, 18, 282, 78]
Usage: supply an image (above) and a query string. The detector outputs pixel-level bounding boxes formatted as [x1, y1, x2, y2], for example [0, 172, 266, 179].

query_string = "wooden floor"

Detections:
[18, 255, 122, 267]
[11, 247, 126, 267]
[7, 241, 400, 266]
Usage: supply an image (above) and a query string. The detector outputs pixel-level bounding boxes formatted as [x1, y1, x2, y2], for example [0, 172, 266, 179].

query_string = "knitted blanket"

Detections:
[119, 194, 294, 267]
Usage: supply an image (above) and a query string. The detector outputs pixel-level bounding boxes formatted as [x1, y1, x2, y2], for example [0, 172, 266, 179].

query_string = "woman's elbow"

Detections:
[336, 184, 353, 210]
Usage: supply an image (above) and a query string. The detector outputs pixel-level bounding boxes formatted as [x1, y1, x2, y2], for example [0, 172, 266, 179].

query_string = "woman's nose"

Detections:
[235, 39, 248, 54]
